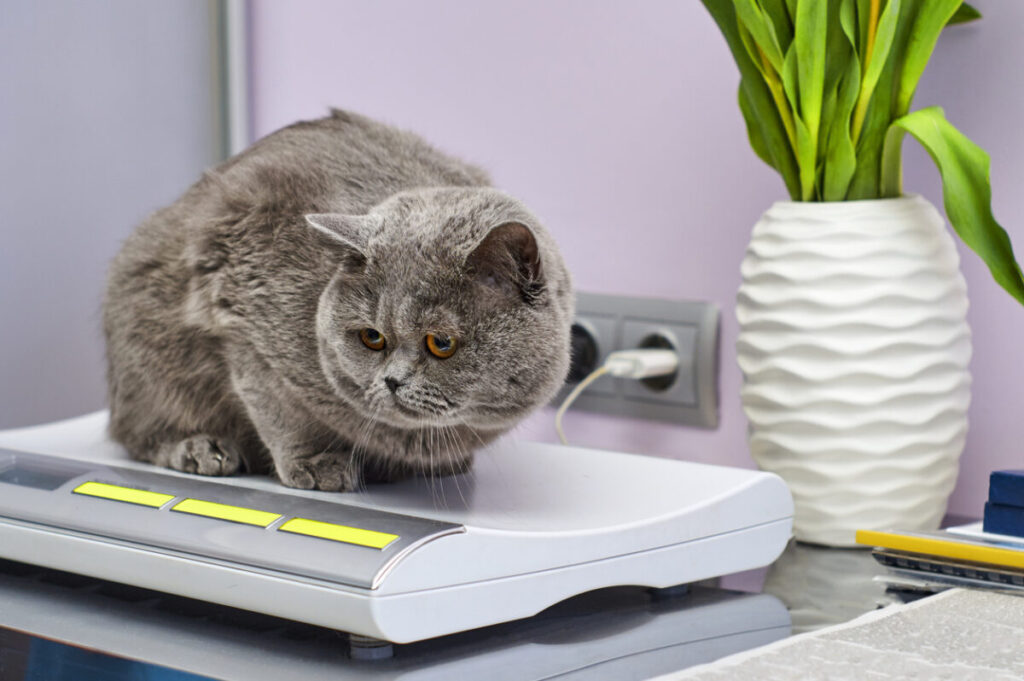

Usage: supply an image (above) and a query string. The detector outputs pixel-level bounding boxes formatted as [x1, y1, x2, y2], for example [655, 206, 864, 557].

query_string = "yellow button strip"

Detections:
[171, 498, 281, 528]
[278, 517, 399, 549]
[73, 481, 175, 508]
[73, 482, 398, 546]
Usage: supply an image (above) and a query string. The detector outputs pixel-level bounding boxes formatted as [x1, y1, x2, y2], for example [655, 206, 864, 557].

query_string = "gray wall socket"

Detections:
[554, 292, 720, 428]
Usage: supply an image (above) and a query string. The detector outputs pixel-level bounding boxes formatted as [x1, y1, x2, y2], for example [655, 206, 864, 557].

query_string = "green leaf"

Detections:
[869, 0, 924, 195]
[737, 18, 771, 82]
[847, 79, 893, 198]
[780, 45, 817, 200]
[818, 83, 838, 166]
[739, 85, 775, 169]
[880, 121, 905, 196]
[848, 0, 919, 198]
[734, 0, 787, 73]
[794, 0, 828, 144]
[851, 0, 900, 141]
[822, 0, 851, 95]
[838, 0, 859, 69]
[894, 0, 962, 116]
[759, 0, 794, 51]
[823, 63, 860, 199]
[823, 0, 861, 200]
[947, 2, 981, 25]
[784, 0, 799, 23]
[781, 0, 828, 200]
[791, 121, 816, 201]
[781, 40, 801, 116]
[892, 107, 1024, 305]
[702, 0, 802, 198]
[855, 0, 871, 62]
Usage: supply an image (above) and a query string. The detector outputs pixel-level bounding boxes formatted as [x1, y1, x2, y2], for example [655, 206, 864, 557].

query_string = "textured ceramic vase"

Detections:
[736, 195, 971, 547]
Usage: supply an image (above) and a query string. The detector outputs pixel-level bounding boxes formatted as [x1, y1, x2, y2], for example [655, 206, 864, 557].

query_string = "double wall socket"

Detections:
[554, 292, 720, 428]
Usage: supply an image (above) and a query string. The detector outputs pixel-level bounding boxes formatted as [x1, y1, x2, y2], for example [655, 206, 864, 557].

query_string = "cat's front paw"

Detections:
[158, 436, 242, 476]
[276, 451, 359, 492]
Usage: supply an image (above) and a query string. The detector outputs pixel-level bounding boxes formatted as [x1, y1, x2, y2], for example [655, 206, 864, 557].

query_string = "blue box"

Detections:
[983, 501, 1024, 538]
[989, 470, 1024, 508]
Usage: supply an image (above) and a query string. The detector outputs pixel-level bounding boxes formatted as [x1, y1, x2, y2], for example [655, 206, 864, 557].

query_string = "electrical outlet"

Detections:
[555, 292, 720, 428]
[570, 313, 618, 397]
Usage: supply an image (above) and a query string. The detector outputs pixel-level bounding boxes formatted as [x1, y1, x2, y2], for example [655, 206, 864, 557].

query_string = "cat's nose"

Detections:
[384, 377, 402, 394]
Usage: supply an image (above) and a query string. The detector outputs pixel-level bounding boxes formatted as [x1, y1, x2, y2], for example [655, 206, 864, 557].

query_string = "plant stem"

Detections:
[880, 123, 904, 197]
[864, 0, 881, 66]
[851, 0, 881, 143]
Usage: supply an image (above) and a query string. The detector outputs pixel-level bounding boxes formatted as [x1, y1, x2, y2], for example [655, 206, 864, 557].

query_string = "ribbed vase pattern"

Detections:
[736, 195, 971, 546]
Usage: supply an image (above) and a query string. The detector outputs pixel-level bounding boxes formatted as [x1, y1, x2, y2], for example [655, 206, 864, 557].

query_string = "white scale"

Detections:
[0, 412, 793, 647]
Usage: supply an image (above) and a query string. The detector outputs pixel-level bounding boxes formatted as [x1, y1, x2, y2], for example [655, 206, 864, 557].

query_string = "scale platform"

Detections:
[0, 412, 792, 645]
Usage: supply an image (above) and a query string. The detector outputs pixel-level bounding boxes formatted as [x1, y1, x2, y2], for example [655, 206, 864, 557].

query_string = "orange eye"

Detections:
[425, 333, 457, 359]
[359, 328, 386, 351]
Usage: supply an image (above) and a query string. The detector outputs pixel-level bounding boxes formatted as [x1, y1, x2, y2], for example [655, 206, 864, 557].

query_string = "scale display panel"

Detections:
[0, 449, 459, 590]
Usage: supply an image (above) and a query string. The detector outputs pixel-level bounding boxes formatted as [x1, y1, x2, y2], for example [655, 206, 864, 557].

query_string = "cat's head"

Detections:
[308, 187, 573, 434]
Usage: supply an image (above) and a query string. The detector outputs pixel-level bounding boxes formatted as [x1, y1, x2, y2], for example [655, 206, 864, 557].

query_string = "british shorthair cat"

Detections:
[103, 109, 573, 491]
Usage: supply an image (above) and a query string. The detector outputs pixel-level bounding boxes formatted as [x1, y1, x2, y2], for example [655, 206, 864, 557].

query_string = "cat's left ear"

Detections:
[304, 213, 379, 269]
[466, 222, 545, 304]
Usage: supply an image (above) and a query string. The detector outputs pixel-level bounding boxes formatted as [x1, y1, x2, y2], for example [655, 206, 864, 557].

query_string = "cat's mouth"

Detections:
[392, 399, 429, 419]
[382, 390, 462, 427]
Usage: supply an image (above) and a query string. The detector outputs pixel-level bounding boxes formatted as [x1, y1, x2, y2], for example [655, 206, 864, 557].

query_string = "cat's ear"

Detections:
[466, 222, 545, 304]
[304, 213, 378, 249]
[304, 213, 378, 270]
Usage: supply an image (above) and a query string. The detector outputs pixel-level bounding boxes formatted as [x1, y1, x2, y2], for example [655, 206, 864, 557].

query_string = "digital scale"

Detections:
[0, 412, 793, 652]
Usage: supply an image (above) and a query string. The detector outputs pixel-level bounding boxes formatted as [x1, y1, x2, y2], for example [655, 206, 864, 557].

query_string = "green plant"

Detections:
[703, 0, 1024, 305]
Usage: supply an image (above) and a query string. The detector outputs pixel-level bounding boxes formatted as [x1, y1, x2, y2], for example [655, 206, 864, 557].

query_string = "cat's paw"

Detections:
[159, 436, 242, 476]
[276, 452, 359, 492]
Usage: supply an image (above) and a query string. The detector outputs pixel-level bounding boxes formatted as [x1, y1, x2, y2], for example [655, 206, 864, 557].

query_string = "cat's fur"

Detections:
[103, 109, 573, 491]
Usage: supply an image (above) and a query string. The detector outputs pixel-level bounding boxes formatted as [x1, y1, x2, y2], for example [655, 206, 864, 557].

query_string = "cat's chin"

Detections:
[359, 404, 462, 431]
[459, 405, 534, 432]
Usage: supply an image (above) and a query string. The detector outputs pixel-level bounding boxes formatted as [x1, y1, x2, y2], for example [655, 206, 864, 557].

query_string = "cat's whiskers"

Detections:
[451, 419, 487, 486]
[462, 422, 488, 449]
[420, 418, 441, 510]
[424, 425, 443, 509]
[430, 419, 446, 509]
[350, 403, 384, 490]
[449, 424, 476, 491]
[438, 422, 469, 509]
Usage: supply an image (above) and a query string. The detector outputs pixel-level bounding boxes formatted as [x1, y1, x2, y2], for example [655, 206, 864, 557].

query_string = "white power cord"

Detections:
[555, 348, 680, 445]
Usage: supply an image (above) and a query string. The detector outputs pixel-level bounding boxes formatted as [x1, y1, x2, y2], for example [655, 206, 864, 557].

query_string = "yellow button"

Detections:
[171, 498, 281, 527]
[73, 481, 175, 508]
[278, 517, 398, 549]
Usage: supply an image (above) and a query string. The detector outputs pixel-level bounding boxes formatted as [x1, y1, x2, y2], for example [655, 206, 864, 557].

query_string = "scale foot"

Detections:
[349, 634, 394, 660]
[647, 583, 690, 601]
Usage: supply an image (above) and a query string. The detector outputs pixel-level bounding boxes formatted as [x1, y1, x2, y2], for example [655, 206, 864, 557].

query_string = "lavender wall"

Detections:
[0, 2, 219, 429]
[249, 0, 1024, 517]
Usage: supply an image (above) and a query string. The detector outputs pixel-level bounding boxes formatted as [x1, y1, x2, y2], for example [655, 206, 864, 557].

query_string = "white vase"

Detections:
[736, 195, 972, 547]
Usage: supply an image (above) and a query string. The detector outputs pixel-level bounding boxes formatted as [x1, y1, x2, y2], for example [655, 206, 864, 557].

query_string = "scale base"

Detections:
[0, 412, 794, 643]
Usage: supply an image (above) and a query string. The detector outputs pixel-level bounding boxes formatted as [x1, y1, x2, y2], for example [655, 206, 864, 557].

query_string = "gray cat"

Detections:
[103, 109, 573, 491]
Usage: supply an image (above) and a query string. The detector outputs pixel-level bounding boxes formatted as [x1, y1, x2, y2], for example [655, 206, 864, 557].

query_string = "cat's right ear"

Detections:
[304, 214, 377, 270]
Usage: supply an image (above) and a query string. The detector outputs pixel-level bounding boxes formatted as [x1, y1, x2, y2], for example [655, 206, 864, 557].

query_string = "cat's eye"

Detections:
[425, 333, 457, 359]
[359, 328, 386, 351]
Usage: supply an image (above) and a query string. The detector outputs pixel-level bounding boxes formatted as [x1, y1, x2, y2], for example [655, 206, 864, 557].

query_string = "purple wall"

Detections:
[0, 2, 219, 430]
[249, 0, 1024, 517]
